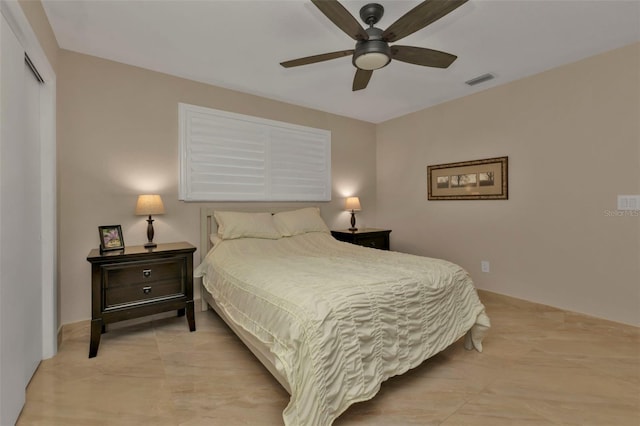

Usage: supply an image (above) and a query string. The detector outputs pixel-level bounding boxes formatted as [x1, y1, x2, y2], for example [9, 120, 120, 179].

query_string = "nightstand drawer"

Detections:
[102, 259, 185, 308]
[357, 236, 385, 249]
[104, 278, 183, 308]
[104, 259, 182, 288]
[331, 228, 391, 251]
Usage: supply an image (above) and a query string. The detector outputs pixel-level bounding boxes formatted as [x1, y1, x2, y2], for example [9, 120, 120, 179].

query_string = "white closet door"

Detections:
[23, 60, 43, 382]
[0, 13, 28, 425]
[0, 13, 43, 425]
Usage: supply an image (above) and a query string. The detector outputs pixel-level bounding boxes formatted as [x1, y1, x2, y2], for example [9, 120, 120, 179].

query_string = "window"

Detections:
[179, 103, 331, 201]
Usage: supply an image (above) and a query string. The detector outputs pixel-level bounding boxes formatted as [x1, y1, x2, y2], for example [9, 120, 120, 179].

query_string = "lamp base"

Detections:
[349, 211, 358, 232]
[145, 216, 157, 249]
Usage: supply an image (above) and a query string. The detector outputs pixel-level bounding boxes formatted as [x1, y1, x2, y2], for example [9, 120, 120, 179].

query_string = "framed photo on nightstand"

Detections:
[98, 225, 125, 252]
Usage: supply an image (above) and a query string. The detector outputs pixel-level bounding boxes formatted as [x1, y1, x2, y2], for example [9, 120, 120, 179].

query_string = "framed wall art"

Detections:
[98, 225, 125, 252]
[427, 156, 508, 200]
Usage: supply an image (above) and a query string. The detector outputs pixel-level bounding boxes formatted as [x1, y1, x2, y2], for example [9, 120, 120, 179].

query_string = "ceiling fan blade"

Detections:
[382, 0, 468, 43]
[352, 69, 373, 91]
[391, 45, 457, 68]
[311, 0, 369, 41]
[280, 49, 354, 68]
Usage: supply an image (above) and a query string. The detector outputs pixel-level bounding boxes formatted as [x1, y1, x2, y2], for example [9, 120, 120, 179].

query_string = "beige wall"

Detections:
[57, 50, 377, 325]
[377, 42, 640, 326]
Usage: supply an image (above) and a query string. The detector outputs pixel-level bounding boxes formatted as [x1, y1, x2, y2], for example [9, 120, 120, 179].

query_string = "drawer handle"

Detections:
[143, 269, 151, 278]
[142, 286, 152, 294]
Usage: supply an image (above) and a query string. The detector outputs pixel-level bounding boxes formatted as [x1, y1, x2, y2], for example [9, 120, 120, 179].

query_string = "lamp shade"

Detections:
[345, 197, 361, 211]
[135, 195, 165, 216]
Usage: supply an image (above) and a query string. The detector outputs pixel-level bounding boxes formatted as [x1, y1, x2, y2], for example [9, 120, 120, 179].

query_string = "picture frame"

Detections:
[427, 156, 508, 200]
[98, 225, 125, 252]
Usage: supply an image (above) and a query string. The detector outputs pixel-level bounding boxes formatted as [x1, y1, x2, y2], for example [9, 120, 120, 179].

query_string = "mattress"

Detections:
[195, 231, 490, 426]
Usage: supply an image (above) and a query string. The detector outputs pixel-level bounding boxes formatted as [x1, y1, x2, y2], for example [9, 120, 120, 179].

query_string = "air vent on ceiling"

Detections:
[465, 73, 495, 86]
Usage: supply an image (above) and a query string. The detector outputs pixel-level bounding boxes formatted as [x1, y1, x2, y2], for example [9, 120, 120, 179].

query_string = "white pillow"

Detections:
[214, 211, 282, 240]
[273, 207, 330, 237]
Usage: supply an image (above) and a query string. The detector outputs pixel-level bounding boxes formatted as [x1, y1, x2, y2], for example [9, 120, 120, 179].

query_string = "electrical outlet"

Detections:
[481, 261, 490, 273]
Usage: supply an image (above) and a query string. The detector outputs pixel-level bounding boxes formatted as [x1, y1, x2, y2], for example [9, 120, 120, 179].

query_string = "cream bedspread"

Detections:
[194, 232, 490, 426]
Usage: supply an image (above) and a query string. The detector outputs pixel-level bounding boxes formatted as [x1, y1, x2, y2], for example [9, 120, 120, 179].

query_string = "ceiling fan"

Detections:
[280, 0, 468, 91]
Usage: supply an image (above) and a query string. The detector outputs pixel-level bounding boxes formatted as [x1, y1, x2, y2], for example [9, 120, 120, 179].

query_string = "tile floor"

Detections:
[17, 291, 640, 425]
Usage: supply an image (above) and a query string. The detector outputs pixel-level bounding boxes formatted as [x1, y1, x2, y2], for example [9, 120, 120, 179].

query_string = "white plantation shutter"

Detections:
[179, 103, 331, 201]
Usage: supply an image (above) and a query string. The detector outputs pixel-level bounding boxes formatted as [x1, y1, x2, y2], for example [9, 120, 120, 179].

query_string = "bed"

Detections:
[195, 207, 490, 426]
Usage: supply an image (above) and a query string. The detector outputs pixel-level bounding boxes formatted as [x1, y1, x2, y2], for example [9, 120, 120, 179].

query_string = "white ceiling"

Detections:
[42, 0, 640, 123]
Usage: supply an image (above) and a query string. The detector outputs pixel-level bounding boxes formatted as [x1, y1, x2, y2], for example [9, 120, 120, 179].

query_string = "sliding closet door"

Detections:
[0, 13, 28, 425]
[23, 59, 43, 382]
[0, 13, 43, 425]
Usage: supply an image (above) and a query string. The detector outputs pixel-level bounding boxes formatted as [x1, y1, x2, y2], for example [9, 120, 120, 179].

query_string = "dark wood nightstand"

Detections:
[331, 228, 391, 250]
[86, 242, 196, 358]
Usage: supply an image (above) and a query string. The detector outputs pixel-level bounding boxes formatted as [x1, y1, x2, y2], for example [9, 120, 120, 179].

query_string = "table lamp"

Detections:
[345, 197, 361, 232]
[135, 194, 165, 248]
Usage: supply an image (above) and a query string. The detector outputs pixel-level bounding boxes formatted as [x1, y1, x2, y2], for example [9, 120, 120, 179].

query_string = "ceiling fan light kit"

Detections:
[353, 28, 391, 71]
[354, 50, 389, 70]
[281, 0, 468, 91]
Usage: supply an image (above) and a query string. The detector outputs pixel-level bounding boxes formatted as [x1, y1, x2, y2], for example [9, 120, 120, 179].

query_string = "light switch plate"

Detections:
[618, 195, 640, 211]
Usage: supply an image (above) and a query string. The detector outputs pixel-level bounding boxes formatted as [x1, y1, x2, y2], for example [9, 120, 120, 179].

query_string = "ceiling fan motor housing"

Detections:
[360, 3, 384, 26]
[353, 27, 391, 70]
